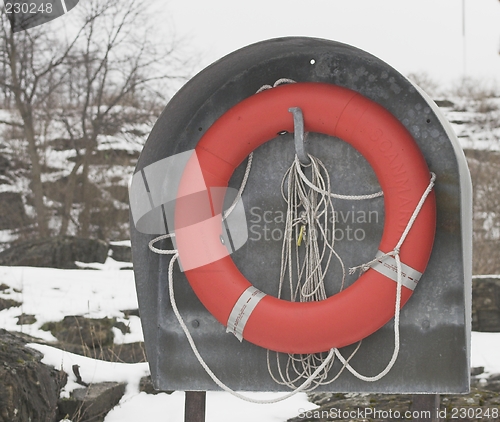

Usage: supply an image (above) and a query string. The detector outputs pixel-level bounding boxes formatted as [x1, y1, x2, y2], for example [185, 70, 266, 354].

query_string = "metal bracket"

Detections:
[289, 107, 310, 165]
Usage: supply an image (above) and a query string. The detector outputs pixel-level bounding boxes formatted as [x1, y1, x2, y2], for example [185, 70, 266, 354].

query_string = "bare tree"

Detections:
[55, 0, 190, 237]
[0, 0, 192, 239]
[0, 5, 91, 236]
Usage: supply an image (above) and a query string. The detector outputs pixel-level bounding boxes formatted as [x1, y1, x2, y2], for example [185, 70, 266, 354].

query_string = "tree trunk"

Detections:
[23, 112, 49, 237]
[7, 31, 49, 237]
[78, 137, 96, 238]
[59, 160, 83, 236]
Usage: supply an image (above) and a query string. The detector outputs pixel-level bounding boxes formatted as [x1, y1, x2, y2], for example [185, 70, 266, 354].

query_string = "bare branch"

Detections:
[0, 119, 24, 128]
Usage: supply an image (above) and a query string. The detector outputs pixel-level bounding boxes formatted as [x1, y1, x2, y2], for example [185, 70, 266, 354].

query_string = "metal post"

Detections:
[184, 391, 206, 422]
[411, 394, 440, 422]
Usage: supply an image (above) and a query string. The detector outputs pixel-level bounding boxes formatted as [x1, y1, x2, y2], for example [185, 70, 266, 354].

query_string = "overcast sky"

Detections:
[165, 0, 500, 89]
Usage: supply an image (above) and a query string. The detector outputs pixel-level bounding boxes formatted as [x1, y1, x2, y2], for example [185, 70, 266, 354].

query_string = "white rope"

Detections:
[268, 155, 436, 386]
[148, 233, 177, 255]
[167, 252, 336, 404]
[349, 172, 436, 276]
[339, 171, 436, 381]
[335, 252, 403, 382]
[223, 152, 253, 220]
[269, 154, 353, 389]
[256, 78, 297, 93]
[148, 78, 269, 254]
[148, 153, 253, 255]
[294, 158, 383, 200]
[269, 153, 385, 388]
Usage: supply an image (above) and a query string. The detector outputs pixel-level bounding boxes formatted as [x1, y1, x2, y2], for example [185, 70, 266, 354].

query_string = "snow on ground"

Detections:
[26, 342, 317, 422]
[0, 262, 318, 422]
[0, 262, 140, 342]
[1, 262, 500, 422]
[28, 343, 150, 398]
[471, 332, 500, 376]
[441, 101, 500, 152]
[104, 390, 316, 422]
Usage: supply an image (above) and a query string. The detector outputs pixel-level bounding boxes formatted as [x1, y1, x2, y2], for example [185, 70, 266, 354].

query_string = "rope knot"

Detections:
[348, 263, 371, 275]
[361, 264, 371, 273]
[298, 210, 307, 224]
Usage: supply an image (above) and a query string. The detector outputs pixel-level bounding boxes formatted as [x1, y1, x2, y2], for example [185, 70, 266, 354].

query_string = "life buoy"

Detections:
[174, 82, 436, 354]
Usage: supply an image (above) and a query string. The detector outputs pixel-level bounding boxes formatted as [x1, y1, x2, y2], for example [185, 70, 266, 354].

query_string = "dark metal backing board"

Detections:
[130, 37, 472, 393]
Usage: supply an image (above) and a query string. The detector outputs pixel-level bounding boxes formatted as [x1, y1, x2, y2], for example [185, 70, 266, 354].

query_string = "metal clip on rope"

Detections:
[289, 107, 310, 165]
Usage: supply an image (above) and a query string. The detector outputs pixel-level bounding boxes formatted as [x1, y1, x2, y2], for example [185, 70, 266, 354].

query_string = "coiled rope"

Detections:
[267, 153, 349, 390]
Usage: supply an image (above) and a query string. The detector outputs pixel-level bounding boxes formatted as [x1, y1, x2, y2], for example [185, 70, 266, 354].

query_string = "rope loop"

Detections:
[148, 233, 177, 255]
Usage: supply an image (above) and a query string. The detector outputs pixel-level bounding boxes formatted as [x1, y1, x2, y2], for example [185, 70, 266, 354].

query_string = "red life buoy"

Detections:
[174, 82, 436, 354]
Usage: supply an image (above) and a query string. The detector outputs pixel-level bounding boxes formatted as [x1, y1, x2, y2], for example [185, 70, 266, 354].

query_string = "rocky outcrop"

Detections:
[472, 277, 500, 332]
[0, 236, 108, 268]
[41, 315, 146, 364]
[108, 242, 132, 262]
[0, 297, 21, 311]
[58, 382, 126, 422]
[0, 329, 67, 422]
[42, 316, 116, 348]
[0, 191, 29, 230]
[293, 388, 500, 422]
[0, 327, 141, 422]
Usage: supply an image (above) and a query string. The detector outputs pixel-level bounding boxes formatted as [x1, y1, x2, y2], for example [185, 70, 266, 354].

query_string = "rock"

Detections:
[139, 376, 160, 395]
[294, 388, 500, 422]
[0, 329, 67, 422]
[441, 387, 500, 409]
[475, 373, 500, 393]
[483, 380, 500, 393]
[109, 242, 132, 262]
[121, 308, 140, 318]
[290, 393, 411, 422]
[43, 176, 101, 204]
[66, 149, 139, 166]
[90, 206, 129, 240]
[42, 316, 115, 348]
[489, 373, 500, 381]
[0, 297, 21, 311]
[0, 191, 29, 230]
[58, 381, 126, 422]
[139, 376, 173, 395]
[106, 342, 146, 363]
[472, 277, 500, 332]
[0, 236, 108, 268]
[41, 315, 146, 363]
[56, 341, 147, 364]
[471, 366, 485, 376]
[16, 313, 37, 325]
[0, 281, 18, 312]
[113, 321, 130, 335]
[434, 99, 455, 108]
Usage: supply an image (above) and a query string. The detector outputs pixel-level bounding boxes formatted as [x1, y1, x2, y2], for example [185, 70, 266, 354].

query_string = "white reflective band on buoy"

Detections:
[226, 286, 266, 341]
[371, 250, 422, 291]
